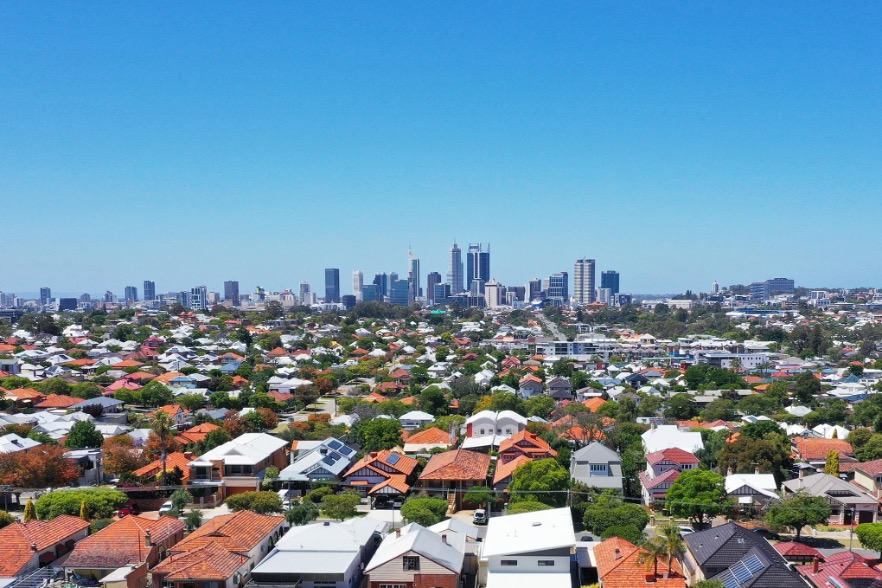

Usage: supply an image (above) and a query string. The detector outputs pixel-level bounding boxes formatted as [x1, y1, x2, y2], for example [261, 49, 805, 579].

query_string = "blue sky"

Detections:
[2, 2, 881, 297]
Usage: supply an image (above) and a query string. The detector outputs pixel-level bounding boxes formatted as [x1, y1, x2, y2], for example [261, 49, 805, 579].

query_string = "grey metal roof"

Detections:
[709, 546, 806, 588]
[685, 522, 782, 571]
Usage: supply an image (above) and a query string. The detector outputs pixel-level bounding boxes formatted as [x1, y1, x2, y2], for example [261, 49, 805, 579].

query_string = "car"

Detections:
[473, 508, 488, 525]
[752, 527, 781, 541]
[678, 525, 695, 536]
[117, 503, 140, 517]
[158, 500, 174, 515]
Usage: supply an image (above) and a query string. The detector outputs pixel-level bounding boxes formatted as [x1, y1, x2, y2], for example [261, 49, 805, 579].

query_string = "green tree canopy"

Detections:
[353, 418, 403, 452]
[35, 488, 128, 520]
[764, 492, 832, 540]
[286, 501, 319, 526]
[225, 491, 283, 514]
[856, 523, 882, 557]
[400, 497, 448, 526]
[664, 393, 697, 420]
[320, 491, 361, 520]
[583, 491, 650, 537]
[508, 458, 569, 507]
[64, 420, 104, 449]
[794, 371, 821, 404]
[666, 469, 730, 524]
[508, 501, 553, 514]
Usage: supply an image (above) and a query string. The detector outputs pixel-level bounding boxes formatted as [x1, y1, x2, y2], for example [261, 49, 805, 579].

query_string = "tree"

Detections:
[225, 491, 284, 514]
[463, 486, 495, 507]
[0, 510, 15, 529]
[151, 412, 174, 488]
[664, 393, 697, 420]
[740, 420, 788, 442]
[320, 491, 361, 521]
[694, 582, 725, 588]
[0, 444, 81, 488]
[855, 522, 882, 557]
[717, 436, 793, 487]
[169, 489, 194, 513]
[524, 395, 556, 419]
[79, 500, 89, 521]
[794, 371, 821, 404]
[657, 523, 686, 578]
[419, 387, 448, 416]
[508, 501, 553, 514]
[65, 420, 104, 449]
[23, 498, 35, 523]
[856, 434, 882, 461]
[666, 470, 730, 525]
[701, 399, 737, 422]
[184, 509, 203, 531]
[103, 435, 147, 478]
[507, 458, 569, 507]
[637, 535, 667, 579]
[765, 492, 832, 540]
[825, 450, 840, 476]
[35, 488, 128, 520]
[286, 501, 319, 526]
[194, 428, 232, 454]
[583, 491, 650, 537]
[401, 498, 448, 526]
[139, 381, 175, 407]
[353, 418, 402, 452]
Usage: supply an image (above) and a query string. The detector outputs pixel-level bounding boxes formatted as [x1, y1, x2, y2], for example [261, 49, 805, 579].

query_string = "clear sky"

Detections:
[2, 2, 881, 297]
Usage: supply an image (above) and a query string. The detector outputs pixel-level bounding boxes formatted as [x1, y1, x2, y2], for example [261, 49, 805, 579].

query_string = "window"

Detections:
[501, 560, 518, 566]
[589, 464, 607, 476]
[379, 585, 406, 588]
[403, 556, 420, 571]
[538, 560, 555, 567]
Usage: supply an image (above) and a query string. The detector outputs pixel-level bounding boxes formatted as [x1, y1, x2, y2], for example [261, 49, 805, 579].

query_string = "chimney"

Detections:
[370, 451, 378, 458]
[614, 547, 621, 560]
[442, 534, 448, 544]
[145, 530, 152, 548]
[726, 466, 733, 477]
[396, 528, 401, 537]
[30, 542, 37, 552]
[184, 451, 193, 459]
[812, 556, 819, 574]
[755, 466, 761, 475]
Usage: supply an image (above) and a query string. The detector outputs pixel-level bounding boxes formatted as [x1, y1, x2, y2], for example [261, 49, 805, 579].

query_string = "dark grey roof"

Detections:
[71, 396, 124, 408]
[709, 546, 805, 588]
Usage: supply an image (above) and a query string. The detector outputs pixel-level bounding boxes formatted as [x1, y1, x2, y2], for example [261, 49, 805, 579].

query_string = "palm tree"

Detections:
[657, 523, 686, 577]
[151, 412, 174, 488]
[637, 535, 668, 578]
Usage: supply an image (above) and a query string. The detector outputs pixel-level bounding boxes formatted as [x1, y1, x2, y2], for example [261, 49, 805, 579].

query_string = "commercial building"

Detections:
[408, 250, 421, 303]
[601, 270, 619, 295]
[143, 280, 156, 302]
[447, 241, 464, 293]
[124, 286, 138, 303]
[466, 243, 490, 294]
[547, 272, 569, 306]
[391, 279, 410, 306]
[352, 270, 364, 301]
[373, 273, 389, 299]
[325, 268, 341, 303]
[39, 287, 51, 305]
[426, 271, 442, 304]
[573, 259, 595, 305]
[361, 284, 380, 303]
[223, 280, 239, 306]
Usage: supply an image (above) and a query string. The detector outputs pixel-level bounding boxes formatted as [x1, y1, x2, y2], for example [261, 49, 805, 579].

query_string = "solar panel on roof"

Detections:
[719, 573, 739, 588]
[340, 446, 354, 455]
[387, 453, 401, 465]
[327, 439, 342, 450]
[743, 554, 765, 575]
[731, 562, 752, 584]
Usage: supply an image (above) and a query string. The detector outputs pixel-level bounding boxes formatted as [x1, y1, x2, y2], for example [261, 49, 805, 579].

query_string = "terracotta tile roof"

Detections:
[6, 388, 45, 401]
[65, 515, 184, 569]
[419, 449, 491, 482]
[175, 423, 220, 445]
[124, 371, 157, 381]
[404, 427, 453, 446]
[795, 437, 853, 460]
[267, 347, 288, 357]
[398, 396, 417, 405]
[344, 450, 418, 478]
[171, 510, 283, 555]
[113, 360, 145, 369]
[134, 452, 194, 482]
[854, 458, 882, 477]
[797, 551, 882, 586]
[0, 515, 90, 576]
[583, 397, 607, 412]
[35, 394, 83, 409]
[153, 372, 185, 385]
[639, 468, 682, 491]
[267, 391, 293, 403]
[389, 369, 410, 379]
[153, 541, 247, 581]
[595, 537, 686, 588]
[493, 454, 531, 486]
[498, 430, 557, 458]
[371, 474, 411, 494]
[646, 448, 699, 466]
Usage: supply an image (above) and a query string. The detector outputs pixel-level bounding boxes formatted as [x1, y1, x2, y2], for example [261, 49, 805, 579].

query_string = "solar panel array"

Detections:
[718, 553, 766, 588]
[387, 453, 401, 465]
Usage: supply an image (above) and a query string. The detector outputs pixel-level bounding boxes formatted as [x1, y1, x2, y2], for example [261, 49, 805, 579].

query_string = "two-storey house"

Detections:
[570, 441, 623, 492]
[188, 433, 288, 501]
[638, 448, 698, 505]
[342, 450, 419, 507]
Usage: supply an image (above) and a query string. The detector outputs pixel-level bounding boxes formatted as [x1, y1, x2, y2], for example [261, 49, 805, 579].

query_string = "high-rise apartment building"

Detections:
[352, 271, 364, 302]
[325, 268, 340, 303]
[224, 281, 240, 306]
[143, 280, 156, 302]
[466, 243, 490, 294]
[104, 291, 114, 303]
[711, 281, 720, 295]
[299, 282, 311, 306]
[426, 272, 442, 304]
[190, 285, 207, 310]
[361, 284, 380, 302]
[447, 241, 464, 294]
[124, 286, 138, 303]
[600, 270, 619, 295]
[484, 279, 502, 309]
[39, 287, 51, 306]
[547, 272, 569, 305]
[573, 259, 596, 305]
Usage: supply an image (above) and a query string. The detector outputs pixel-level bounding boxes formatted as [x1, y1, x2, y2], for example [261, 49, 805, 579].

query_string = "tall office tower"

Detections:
[573, 259, 596, 305]
[447, 241, 464, 293]
[373, 273, 389, 299]
[104, 291, 114, 303]
[39, 287, 51, 305]
[390, 279, 410, 306]
[299, 282, 311, 305]
[389, 272, 399, 288]
[143, 280, 156, 302]
[224, 280, 240, 306]
[79, 293, 91, 302]
[528, 278, 543, 302]
[408, 249, 421, 304]
[426, 272, 442, 304]
[596, 287, 613, 304]
[352, 271, 364, 302]
[190, 285, 208, 310]
[711, 281, 720, 295]
[600, 270, 619, 296]
[325, 268, 341, 303]
[124, 286, 138, 303]
[466, 243, 490, 294]
[548, 272, 569, 305]
[361, 284, 380, 302]
[484, 280, 501, 309]
[433, 283, 451, 305]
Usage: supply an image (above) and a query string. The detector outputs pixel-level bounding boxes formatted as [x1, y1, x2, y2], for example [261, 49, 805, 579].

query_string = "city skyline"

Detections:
[2, 5, 881, 292]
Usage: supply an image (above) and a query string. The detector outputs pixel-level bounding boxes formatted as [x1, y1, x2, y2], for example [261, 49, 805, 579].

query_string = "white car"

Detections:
[678, 525, 695, 536]
[158, 500, 174, 515]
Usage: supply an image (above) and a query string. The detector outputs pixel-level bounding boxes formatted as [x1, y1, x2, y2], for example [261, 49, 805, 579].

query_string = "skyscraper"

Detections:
[190, 285, 207, 310]
[325, 268, 340, 303]
[373, 273, 389, 299]
[361, 284, 380, 302]
[600, 270, 619, 295]
[484, 279, 501, 309]
[573, 259, 596, 305]
[712, 281, 720, 295]
[143, 280, 156, 302]
[390, 279, 410, 306]
[408, 248, 421, 303]
[39, 287, 51, 305]
[124, 286, 138, 303]
[548, 272, 569, 305]
[466, 243, 490, 294]
[426, 272, 442, 304]
[447, 241, 464, 294]
[528, 278, 543, 302]
[352, 271, 364, 302]
[224, 281, 240, 306]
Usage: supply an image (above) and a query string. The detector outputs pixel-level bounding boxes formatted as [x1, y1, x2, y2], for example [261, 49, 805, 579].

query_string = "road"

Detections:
[537, 311, 565, 339]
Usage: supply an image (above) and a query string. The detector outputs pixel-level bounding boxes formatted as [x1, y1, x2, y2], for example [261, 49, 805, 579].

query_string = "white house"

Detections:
[399, 410, 435, 431]
[641, 424, 704, 454]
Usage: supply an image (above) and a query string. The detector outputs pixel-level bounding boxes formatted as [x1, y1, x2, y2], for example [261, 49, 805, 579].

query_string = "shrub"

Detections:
[35, 488, 128, 520]
[225, 491, 283, 514]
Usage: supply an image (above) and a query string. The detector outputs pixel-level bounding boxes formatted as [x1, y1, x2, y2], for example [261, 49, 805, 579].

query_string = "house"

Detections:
[64, 515, 185, 588]
[35, 394, 83, 410]
[188, 433, 288, 501]
[546, 376, 573, 401]
[793, 437, 854, 469]
[639, 448, 699, 505]
[794, 550, 882, 588]
[518, 375, 544, 399]
[594, 536, 686, 588]
[250, 517, 386, 588]
[851, 458, 882, 498]
[418, 449, 492, 510]
[724, 470, 779, 509]
[682, 521, 806, 588]
[365, 523, 466, 588]
[133, 451, 196, 485]
[342, 450, 419, 506]
[174, 422, 221, 446]
[278, 437, 357, 490]
[70, 396, 126, 415]
[152, 404, 190, 427]
[0, 432, 41, 454]
[497, 430, 557, 463]
[4, 387, 45, 408]
[463, 410, 527, 451]
[152, 510, 286, 588]
[480, 507, 575, 588]
[403, 427, 456, 454]
[399, 410, 435, 431]
[641, 425, 704, 454]
[0, 515, 90, 580]
[782, 472, 879, 524]
[570, 442, 624, 492]
[492, 454, 531, 492]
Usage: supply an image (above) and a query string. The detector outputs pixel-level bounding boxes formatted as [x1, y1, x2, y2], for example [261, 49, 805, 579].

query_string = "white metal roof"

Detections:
[481, 507, 574, 558]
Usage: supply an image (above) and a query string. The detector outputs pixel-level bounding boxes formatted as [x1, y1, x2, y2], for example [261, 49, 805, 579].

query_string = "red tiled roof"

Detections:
[0, 515, 90, 576]
[797, 551, 882, 586]
[795, 437, 853, 460]
[404, 427, 453, 446]
[639, 468, 682, 491]
[595, 537, 686, 588]
[498, 430, 557, 458]
[35, 394, 82, 409]
[344, 450, 418, 478]
[134, 452, 194, 482]
[583, 397, 607, 412]
[152, 542, 247, 581]
[65, 515, 184, 569]
[493, 454, 531, 485]
[175, 423, 220, 445]
[419, 449, 491, 482]
[6, 388, 44, 401]
[854, 458, 882, 477]
[775, 541, 824, 560]
[171, 510, 283, 555]
[646, 448, 699, 466]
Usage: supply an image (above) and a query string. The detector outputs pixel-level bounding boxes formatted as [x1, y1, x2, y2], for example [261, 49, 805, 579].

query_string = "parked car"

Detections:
[752, 527, 781, 541]
[117, 503, 140, 517]
[678, 525, 695, 537]
[158, 500, 174, 515]
[473, 509, 488, 525]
